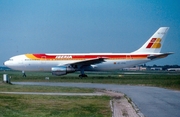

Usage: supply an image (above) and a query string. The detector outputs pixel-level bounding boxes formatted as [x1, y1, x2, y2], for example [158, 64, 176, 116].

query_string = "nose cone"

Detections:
[3, 60, 15, 70]
[3, 61, 9, 66]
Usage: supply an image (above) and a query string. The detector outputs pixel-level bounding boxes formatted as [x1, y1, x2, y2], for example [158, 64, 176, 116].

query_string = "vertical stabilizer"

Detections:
[133, 27, 169, 53]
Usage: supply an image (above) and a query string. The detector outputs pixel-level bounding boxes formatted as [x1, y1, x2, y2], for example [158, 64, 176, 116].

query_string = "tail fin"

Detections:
[133, 27, 169, 54]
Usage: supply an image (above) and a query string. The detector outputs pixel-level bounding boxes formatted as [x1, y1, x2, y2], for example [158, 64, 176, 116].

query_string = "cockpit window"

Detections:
[9, 59, 13, 61]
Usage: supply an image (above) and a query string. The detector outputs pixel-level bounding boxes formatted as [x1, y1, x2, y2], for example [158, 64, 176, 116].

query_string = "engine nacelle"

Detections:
[51, 66, 75, 76]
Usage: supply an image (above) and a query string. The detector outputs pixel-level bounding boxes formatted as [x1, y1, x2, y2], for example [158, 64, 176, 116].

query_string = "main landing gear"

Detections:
[79, 74, 88, 77]
[79, 69, 88, 77]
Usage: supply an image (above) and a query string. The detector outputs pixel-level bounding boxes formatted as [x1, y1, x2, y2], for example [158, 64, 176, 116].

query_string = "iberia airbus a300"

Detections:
[4, 27, 173, 77]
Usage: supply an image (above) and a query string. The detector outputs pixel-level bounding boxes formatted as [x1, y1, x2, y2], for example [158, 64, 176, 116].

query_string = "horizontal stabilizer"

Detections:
[148, 52, 174, 60]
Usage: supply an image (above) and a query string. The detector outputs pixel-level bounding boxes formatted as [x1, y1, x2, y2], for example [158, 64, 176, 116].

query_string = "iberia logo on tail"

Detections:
[146, 38, 161, 48]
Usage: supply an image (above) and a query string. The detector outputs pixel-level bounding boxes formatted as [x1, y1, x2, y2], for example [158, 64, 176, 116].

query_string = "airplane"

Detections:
[4, 27, 173, 77]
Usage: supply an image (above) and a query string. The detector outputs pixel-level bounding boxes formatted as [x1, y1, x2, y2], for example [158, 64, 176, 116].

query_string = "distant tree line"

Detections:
[141, 64, 180, 70]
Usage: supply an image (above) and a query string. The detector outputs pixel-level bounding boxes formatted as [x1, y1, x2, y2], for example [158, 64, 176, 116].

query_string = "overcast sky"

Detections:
[0, 0, 180, 66]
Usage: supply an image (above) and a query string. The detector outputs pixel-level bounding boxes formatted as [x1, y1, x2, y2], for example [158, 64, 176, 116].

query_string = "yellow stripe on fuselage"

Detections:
[25, 54, 38, 59]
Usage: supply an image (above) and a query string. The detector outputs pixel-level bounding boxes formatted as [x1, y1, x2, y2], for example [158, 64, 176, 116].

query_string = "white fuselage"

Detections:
[4, 53, 151, 72]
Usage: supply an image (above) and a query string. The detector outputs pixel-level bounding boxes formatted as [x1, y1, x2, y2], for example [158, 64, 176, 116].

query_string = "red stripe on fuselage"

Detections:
[31, 54, 148, 60]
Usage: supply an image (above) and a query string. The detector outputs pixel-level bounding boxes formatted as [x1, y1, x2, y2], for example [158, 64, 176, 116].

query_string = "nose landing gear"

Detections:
[22, 71, 26, 77]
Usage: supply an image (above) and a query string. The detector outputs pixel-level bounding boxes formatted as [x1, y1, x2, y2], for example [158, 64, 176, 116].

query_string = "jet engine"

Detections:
[51, 66, 75, 76]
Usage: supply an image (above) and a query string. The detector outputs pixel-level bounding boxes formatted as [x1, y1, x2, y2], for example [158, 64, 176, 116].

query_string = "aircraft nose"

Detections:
[3, 61, 7, 66]
[3, 61, 9, 66]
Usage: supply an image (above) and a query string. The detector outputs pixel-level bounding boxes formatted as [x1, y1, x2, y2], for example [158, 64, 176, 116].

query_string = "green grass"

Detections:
[0, 82, 111, 117]
[0, 94, 111, 117]
[1, 70, 180, 90]
[0, 82, 94, 93]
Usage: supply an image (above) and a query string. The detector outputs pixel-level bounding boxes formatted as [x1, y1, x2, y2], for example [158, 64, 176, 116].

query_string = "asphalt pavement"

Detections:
[12, 82, 180, 117]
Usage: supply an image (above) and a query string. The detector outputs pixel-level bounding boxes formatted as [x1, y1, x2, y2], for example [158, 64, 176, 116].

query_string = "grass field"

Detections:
[0, 93, 111, 117]
[0, 83, 111, 117]
[0, 70, 180, 116]
[1, 70, 180, 90]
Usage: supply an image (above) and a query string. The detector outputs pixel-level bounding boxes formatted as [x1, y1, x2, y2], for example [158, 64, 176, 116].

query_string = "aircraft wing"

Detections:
[148, 52, 174, 60]
[70, 57, 107, 67]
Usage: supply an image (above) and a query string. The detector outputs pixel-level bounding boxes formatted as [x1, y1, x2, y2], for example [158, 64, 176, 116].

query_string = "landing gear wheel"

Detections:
[79, 74, 88, 78]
